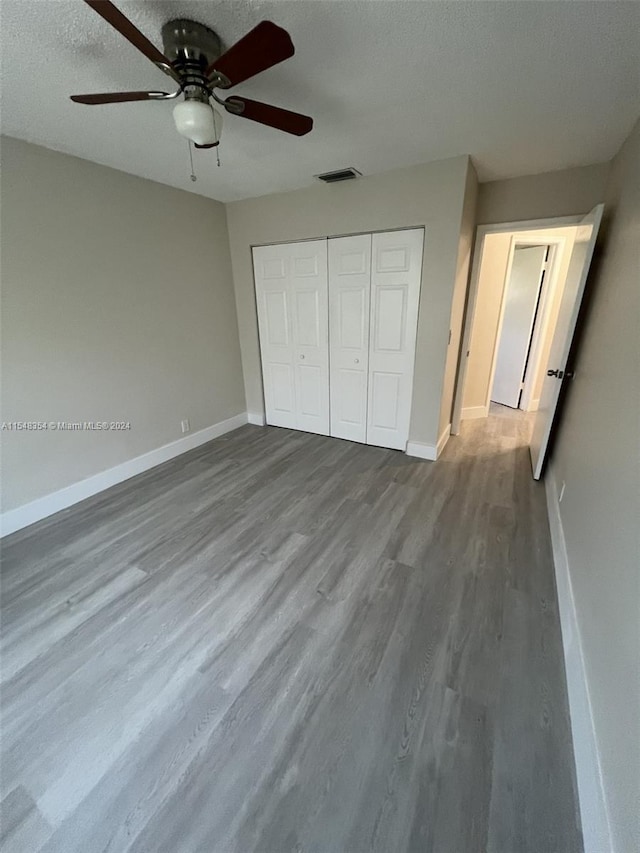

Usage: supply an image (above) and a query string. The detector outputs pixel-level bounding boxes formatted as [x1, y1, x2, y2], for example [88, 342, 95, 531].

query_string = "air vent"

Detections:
[316, 167, 362, 184]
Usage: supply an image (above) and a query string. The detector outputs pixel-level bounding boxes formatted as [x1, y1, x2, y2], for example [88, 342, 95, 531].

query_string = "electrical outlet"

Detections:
[181, 419, 190, 434]
[559, 481, 566, 502]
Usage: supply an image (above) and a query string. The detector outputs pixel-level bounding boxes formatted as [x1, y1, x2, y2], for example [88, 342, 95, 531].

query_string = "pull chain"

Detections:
[187, 139, 221, 176]
[188, 140, 196, 182]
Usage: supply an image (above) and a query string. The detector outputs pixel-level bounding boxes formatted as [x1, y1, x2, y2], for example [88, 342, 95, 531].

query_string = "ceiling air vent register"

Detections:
[316, 168, 362, 184]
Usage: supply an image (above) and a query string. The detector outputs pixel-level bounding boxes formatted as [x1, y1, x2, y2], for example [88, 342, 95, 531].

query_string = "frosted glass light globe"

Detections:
[173, 100, 223, 146]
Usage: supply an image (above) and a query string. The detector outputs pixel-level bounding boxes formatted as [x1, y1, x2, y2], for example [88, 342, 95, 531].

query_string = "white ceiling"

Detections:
[1, 1, 639, 202]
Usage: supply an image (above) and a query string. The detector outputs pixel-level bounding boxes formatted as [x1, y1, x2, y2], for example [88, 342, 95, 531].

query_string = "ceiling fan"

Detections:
[70, 0, 313, 149]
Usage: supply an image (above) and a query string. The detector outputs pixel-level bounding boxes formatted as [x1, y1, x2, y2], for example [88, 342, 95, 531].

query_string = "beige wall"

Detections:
[462, 226, 577, 413]
[439, 159, 478, 435]
[462, 232, 511, 412]
[0, 137, 245, 511]
[226, 156, 471, 448]
[549, 119, 639, 853]
[477, 162, 609, 225]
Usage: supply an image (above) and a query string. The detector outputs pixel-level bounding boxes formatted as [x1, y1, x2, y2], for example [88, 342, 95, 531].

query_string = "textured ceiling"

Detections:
[1, 1, 639, 202]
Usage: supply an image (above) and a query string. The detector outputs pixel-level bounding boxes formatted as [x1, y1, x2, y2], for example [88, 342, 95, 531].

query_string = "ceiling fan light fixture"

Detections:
[172, 99, 223, 146]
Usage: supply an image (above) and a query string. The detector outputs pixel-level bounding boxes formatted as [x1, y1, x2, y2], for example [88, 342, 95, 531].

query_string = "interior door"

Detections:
[367, 228, 424, 450]
[328, 234, 372, 443]
[253, 240, 329, 434]
[492, 245, 547, 408]
[530, 205, 604, 479]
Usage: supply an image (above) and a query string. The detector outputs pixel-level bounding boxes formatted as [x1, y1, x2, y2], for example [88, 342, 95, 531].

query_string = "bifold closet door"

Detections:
[253, 240, 329, 435]
[328, 234, 372, 443]
[367, 228, 424, 450]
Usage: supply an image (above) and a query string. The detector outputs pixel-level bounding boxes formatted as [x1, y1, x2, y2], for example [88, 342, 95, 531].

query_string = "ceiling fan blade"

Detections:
[207, 21, 294, 87]
[70, 91, 172, 104]
[83, 0, 179, 81]
[225, 96, 313, 136]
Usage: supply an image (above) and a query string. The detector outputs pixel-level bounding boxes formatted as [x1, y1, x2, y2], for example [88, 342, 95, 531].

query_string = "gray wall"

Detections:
[226, 156, 471, 448]
[1, 137, 246, 511]
[550, 120, 639, 853]
[477, 162, 610, 225]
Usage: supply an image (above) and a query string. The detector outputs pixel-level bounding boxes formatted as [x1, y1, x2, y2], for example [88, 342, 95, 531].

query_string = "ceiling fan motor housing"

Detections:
[161, 19, 223, 87]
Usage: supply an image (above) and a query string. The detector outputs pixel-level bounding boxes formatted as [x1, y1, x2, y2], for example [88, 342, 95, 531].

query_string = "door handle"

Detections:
[299, 354, 305, 360]
[547, 369, 564, 378]
[354, 358, 360, 364]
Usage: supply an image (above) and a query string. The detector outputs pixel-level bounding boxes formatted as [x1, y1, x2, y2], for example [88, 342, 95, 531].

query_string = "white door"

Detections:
[367, 228, 424, 450]
[492, 245, 548, 408]
[530, 205, 604, 479]
[253, 240, 330, 435]
[328, 234, 372, 443]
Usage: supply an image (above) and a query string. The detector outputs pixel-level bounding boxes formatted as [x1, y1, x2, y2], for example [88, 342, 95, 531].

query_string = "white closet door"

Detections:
[367, 229, 424, 450]
[328, 234, 372, 443]
[253, 240, 329, 434]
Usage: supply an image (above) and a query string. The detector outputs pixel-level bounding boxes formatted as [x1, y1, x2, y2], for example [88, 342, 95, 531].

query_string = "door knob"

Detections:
[547, 369, 564, 378]
[354, 358, 360, 364]
[299, 354, 305, 360]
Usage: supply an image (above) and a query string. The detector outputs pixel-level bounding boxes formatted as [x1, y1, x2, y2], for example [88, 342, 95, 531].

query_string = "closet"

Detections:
[252, 227, 424, 450]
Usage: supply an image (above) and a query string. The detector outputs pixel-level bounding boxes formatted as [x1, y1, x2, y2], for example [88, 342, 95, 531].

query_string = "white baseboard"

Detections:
[545, 465, 612, 853]
[406, 424, 451, 462]
[0, 412, 248, 538]
[406, 441, 436, 461]
[437, 423, 451, 457]
[247, 412, 266, 426]
[461, 405, 488, 420]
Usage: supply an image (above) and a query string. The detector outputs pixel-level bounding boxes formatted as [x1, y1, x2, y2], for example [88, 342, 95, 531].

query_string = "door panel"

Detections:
[269, 363, 295, 415]
[492, 245, 547, 408]
[253, 240, 329, 434]
[294, 290, 320, 347]
[338, 289, 367, 350]
[264, 290, 289, 346]
[297, 364, 323, 416]
[367, 229, 424, 450]
[370, 372, 400, 430]
[329, 234, 372, 443]
[374, 286, 407, 351]
[530, 205, 604, 479]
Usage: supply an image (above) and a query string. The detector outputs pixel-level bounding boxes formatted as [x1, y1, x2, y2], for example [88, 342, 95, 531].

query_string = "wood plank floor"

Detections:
[1, 408, 583, 853]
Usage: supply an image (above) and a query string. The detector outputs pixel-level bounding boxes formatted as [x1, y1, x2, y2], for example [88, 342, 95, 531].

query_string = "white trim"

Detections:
[247, 412, 266, 426]
[527, 397, 540, 412]
[406, 440, 437, 461]
[437, 423, 451, 457]
[477, 214, 583, 233]
[406, 424, 451, 462]
[545, 464, 613, 853]
[451, 214, 584, 435]
[461, 405, 489, 420]
[0, 413, 248, 537]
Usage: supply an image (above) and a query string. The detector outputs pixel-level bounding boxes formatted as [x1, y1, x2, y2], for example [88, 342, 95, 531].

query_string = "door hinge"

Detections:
[448, 329, 452, 345]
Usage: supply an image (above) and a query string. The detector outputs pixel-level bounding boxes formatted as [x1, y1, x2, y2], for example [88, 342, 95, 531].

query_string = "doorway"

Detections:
[451, 207, 603, 479]
[490, 243, 550, 411]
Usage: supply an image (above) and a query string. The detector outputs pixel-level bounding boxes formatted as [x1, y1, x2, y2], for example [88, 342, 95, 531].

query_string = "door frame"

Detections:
[451, 215, 583, 434]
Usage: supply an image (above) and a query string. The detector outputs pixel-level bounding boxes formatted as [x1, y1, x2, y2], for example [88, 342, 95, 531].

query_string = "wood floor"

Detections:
[1, 409, 583, 853]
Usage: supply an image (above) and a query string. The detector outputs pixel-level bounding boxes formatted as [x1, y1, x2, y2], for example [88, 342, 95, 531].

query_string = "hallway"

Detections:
[1, 410, 582, 852]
